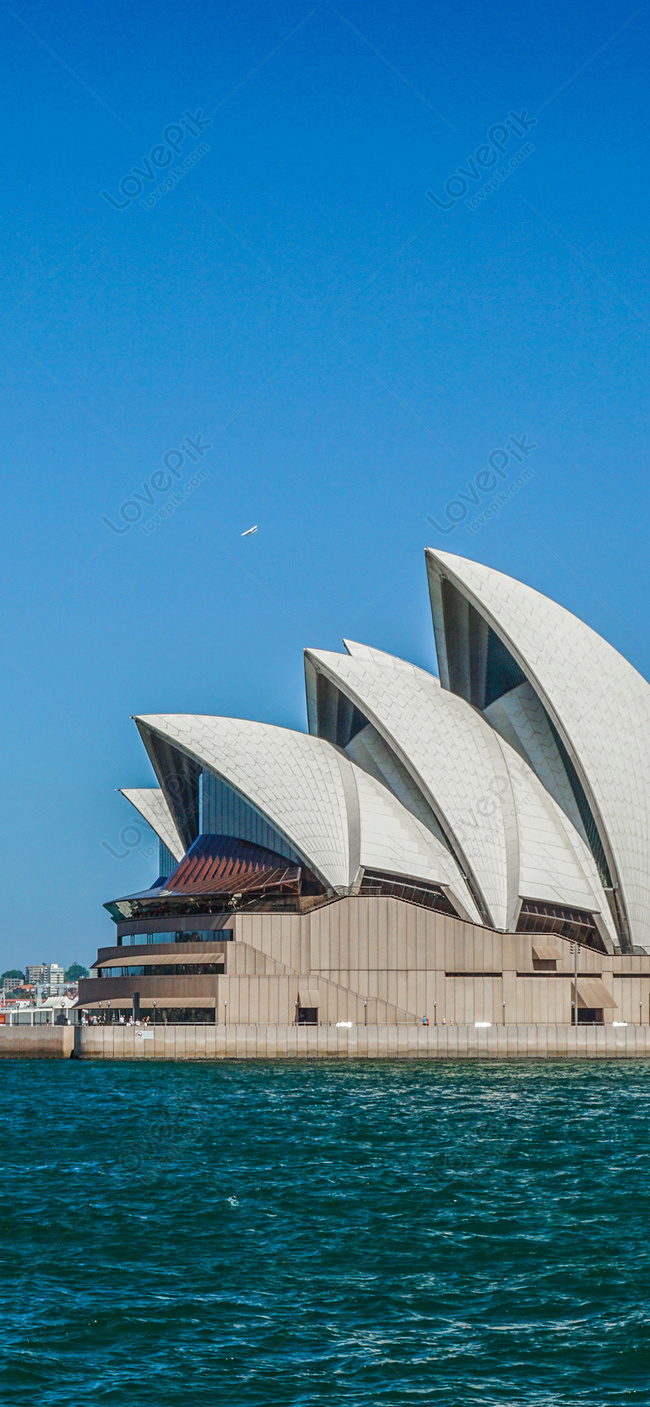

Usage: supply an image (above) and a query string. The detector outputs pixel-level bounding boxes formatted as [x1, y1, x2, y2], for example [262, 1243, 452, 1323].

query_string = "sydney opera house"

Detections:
[78, 550, 650, 1030]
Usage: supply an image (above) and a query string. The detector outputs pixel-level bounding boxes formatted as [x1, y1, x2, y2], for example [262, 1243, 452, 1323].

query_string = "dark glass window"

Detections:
[359, 870, 458, 915]
[484, 628, 526, 709]
[118, 930, 233, 947]
[100, 962, 224, 978]
[517, 899, 605, 953]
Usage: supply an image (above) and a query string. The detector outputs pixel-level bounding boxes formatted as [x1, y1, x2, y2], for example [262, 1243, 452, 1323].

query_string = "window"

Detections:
[572, 1008, 603, 1026]
[360, 870, 457, 915]
[118, 930, 233, 947]
[100, 962, 224, 978]
[517, 900, 605, 953]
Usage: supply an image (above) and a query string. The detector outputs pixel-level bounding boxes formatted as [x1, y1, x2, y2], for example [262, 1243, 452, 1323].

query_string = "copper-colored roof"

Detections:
[163, 834, 301, 897]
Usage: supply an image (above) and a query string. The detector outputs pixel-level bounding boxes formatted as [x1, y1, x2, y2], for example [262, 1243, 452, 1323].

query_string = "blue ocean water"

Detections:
[1, 1059, 649, 1405]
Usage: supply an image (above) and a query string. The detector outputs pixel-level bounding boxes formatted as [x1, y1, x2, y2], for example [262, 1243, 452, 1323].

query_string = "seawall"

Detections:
[73, 1024, 650, 1059]
[3, 1024, 650, 1060]
[0, 1026, 75, 1058]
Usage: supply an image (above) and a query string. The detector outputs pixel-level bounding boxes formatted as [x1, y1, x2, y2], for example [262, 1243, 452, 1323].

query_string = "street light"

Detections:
[571, 943, 578, 1028]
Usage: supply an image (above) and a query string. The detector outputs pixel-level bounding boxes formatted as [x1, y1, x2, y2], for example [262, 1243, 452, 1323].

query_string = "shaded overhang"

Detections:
[575, 977, 617, 1009]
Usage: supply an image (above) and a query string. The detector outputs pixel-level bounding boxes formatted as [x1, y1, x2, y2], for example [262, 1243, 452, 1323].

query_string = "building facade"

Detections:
[79, 550, 650, 1027]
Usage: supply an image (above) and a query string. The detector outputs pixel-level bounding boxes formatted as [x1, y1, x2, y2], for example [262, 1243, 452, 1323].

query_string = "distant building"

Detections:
[48, 964, 65, 993]
[26, 963, 66, 994]
[26, 964, 48, 985]
[2, 977, 23, 993]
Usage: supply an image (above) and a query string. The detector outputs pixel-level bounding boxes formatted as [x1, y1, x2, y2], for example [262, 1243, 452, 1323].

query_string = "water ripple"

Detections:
[0, 1059, 649, 1404]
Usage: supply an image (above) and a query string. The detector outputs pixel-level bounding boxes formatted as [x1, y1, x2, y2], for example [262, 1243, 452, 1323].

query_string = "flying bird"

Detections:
[241, 525, 258, 537]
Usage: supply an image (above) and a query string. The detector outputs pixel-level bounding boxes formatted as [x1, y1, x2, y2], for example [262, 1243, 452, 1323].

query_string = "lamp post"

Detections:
[572, 943, 578, 1029]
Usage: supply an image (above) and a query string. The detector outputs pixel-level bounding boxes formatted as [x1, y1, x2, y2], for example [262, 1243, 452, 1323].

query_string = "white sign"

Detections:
[135, 1029, 154, 1040]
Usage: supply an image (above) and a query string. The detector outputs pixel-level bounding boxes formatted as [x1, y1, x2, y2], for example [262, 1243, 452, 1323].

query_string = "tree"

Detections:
[1, 969, 24, 982]
[65, 963, 88, 982]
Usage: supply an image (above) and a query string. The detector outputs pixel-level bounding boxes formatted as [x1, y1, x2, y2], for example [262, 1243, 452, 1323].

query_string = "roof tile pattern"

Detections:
[504, 748, 616, 945]
[306, 649, 513, 928]
[427, 550, 650, 949]
[119, 788, 184, 862]
[307, 645, 618, 946]
[352, 766, 481, 922]
[134, 714, 480, 916]
[136, 715, 352, 890]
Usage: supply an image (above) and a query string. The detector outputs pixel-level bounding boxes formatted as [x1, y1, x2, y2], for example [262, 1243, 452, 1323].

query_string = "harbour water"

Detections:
[1, 1059, 649, 1404]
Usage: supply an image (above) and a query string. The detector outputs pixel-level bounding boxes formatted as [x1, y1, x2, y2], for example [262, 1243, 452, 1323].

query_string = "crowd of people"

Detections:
[78, 1011, 166, 1026]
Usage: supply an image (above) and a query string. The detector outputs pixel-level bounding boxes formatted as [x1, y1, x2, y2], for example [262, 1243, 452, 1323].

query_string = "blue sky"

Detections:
[1, 0, 647, 972]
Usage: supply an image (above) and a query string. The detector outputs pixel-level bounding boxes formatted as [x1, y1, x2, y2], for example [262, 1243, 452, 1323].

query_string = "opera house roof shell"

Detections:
[116, 551, 650, 956]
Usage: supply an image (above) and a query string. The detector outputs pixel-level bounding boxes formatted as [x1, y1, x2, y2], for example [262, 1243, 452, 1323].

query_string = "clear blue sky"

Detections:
[2, 0, 648, 972]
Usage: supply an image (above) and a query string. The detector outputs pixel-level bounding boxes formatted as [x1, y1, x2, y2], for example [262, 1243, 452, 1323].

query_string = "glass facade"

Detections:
[100, 963, 224, 977]
[93, 1009, 216, 1024]
[158, 840, 178, 879]
[119, 930, 233, 947]
[360, 870, 458, 915]
[198, 771, 302, 863]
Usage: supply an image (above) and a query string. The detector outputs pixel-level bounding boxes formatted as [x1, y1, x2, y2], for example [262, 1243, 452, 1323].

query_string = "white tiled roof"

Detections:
[306, 644, 619, 946]
[136, 715, 352, 890]
[119, 788, 184, 862]
[343, 640, 439, 682]
[426, 549, 650, 950]
[306, 648, 512, 928]
[133, 713, 478, 917]
[122, 548, 647, 954]
[350, 766, 481, 922]
[503, 749, 617, 948]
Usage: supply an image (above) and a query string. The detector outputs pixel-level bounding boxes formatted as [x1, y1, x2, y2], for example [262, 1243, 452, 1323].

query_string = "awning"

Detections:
[298, 988, 320, 1007]
[98, 950, 226, 968]
[532, 942, 560, 960]
[576, 978, 617, 1009]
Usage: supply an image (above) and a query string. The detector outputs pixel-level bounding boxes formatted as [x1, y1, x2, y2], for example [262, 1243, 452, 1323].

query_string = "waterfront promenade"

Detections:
[4, 1023, 650, 1059]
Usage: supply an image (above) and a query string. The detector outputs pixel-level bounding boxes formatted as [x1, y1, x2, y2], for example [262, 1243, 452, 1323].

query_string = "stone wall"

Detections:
[0, 1026, 75, 1058]
[75, 1023, 650, 1061]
